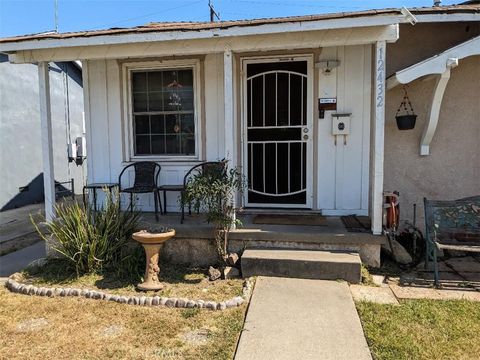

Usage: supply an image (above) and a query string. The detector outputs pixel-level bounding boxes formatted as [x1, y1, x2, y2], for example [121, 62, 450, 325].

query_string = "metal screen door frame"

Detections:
[241, 55, 314, 209]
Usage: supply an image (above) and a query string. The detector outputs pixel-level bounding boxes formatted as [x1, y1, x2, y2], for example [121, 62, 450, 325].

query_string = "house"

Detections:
[0, 4, 478, 268]
[0, 58, 85, 210]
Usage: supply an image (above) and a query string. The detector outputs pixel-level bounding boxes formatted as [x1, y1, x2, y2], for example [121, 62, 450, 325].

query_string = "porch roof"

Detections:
[0, 5, 478, 54]
[386, 35, 480, 89]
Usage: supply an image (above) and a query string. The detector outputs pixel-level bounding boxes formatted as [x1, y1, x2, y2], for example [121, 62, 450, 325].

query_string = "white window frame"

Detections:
[122, 59, 202, 161]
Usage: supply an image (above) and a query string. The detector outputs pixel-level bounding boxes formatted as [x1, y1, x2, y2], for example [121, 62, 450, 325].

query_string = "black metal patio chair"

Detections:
[118, 161, 162, 221]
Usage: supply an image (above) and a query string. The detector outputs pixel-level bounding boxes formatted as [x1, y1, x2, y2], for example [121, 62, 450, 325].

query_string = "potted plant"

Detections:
[395, 86, 417, 130]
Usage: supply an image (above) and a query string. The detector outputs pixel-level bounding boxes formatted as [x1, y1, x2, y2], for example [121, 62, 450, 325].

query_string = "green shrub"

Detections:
[182, 162, 245, 264]
[32, 191, 141, 276]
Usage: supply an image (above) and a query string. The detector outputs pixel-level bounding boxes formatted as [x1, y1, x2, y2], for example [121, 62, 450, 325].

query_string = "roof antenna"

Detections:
[54, 0, 59, 32]
[208, 0, 220, 22]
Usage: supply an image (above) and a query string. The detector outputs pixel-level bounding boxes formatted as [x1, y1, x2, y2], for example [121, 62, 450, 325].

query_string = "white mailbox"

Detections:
[332, 113, 351, 135]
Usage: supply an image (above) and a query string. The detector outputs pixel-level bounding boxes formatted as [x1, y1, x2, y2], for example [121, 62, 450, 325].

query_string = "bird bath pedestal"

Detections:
[132, 229, 175, 291]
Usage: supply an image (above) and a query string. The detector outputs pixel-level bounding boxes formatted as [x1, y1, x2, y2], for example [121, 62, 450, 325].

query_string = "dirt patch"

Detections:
[16, 318, 49, 332]
[181, 328, 211, 345]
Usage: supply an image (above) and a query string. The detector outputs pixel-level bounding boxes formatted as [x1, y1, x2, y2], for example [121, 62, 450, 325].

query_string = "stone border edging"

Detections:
[4, 276, 254, 311]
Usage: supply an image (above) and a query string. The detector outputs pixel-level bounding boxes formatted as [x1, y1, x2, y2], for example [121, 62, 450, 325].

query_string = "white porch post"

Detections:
[224, 47, 235, 167]
[38, 62, 56, 222]
[371, 41, 386, 235]
[224, 47, 237, 225]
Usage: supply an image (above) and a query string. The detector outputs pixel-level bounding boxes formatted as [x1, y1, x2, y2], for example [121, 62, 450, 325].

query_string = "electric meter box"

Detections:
[332, 114, 351, 135]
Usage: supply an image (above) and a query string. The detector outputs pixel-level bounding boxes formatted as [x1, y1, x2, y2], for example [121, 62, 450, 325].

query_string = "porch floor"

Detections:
[139, 212, 385, 246]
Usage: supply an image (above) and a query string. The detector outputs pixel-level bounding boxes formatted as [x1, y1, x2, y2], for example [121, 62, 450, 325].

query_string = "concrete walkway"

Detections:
[235, 277, 372, 360]
[0, 242, 46, 276]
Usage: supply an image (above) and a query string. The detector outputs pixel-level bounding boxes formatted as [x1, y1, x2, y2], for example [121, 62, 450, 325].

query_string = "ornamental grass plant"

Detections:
[32, 191, 141, 276]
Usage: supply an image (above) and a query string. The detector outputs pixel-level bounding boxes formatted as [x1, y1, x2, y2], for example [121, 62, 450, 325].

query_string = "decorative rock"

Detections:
[4, 277, 256, 311]
[226, 252, 239, 267]
[10, 281, 20, 292]
[234, 296, 244, 305]
[223, 266, 240, 279]
[205, 301, 217, 310]
[176, 298, 187, 308]
[208, 266, 221, 281]
[165, 298, 177, 307]
[226, 299, 237, 308]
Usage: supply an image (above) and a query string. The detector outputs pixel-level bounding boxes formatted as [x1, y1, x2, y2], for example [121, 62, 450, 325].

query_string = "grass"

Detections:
[22, 259, 244, 302]
[357, 299, 480, 360]
[0, 286, 246, 359]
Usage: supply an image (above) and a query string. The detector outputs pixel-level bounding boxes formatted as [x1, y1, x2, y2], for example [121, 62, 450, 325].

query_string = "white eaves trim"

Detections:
[0, 15, 406, 52]
[387, 35, 480, 89]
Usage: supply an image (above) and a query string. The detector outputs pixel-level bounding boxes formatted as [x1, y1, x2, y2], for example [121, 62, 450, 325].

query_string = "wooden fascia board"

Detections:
[7, 25, 399, 63]
[0, 15, 402, 53]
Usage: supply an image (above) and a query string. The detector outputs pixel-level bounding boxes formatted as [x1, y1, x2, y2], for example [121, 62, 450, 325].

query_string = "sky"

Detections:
[0, 0, 460, 38]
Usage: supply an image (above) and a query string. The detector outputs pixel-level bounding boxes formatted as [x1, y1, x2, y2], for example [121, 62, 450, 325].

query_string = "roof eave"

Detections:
[0, 13, 404, 53]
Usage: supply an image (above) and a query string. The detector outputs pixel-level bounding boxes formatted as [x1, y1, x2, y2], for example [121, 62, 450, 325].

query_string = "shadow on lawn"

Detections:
[25, 257, 205, 290]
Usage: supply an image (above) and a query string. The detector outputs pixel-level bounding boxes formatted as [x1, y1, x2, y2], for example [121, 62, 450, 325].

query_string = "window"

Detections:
[130, 67, 196, 156]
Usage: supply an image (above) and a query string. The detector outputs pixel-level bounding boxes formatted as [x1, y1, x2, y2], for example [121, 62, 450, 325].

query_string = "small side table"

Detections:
[157, 185, 184, 214]
[83, 183, 119, 211]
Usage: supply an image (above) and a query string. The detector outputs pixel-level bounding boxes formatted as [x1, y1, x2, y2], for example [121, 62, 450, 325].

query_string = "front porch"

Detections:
[139, 212, 385, 267]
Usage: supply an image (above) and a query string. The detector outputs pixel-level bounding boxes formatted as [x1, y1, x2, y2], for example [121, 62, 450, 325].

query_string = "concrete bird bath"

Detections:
[132, 228, 175, 291]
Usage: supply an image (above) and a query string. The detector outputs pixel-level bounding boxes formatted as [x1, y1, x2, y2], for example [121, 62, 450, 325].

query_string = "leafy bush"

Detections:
[182, 162, 245, 263]
[32, 191, 141, 276]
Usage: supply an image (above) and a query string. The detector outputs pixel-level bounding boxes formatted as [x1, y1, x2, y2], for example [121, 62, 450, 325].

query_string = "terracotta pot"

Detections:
[132, 229, 175, 291]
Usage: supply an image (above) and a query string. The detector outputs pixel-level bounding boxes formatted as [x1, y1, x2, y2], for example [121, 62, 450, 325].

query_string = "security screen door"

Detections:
[245, 59, 312, 208]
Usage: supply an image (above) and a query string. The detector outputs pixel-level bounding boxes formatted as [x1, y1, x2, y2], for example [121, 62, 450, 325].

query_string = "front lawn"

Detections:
[357, 299, 480, 360]
[0, 285, 245, 360]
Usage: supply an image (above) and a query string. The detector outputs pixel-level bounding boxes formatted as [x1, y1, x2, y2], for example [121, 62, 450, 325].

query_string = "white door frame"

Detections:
[240, 54, 314, 209]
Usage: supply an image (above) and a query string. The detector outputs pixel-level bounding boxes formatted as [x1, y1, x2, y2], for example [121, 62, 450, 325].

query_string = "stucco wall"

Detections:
[384, 55, 480, 227]
[0, 58, 85, 210]
[387, 22, 480, 76]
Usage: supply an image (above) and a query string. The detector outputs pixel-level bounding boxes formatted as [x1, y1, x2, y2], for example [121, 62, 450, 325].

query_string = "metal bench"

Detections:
[424, 195, 480, 287]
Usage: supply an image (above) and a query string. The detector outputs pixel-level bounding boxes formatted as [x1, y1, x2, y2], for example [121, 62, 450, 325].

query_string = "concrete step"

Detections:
[241, 249, 362, 283]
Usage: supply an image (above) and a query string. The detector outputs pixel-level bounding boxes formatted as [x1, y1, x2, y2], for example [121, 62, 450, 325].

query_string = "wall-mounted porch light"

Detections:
[315, 60, 340, 75]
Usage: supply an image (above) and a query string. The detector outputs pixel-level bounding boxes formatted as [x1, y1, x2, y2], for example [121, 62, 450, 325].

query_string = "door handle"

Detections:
[303, 134, 309, 140]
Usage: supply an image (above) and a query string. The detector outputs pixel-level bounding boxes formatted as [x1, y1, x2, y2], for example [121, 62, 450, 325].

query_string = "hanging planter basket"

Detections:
[395, 86, 417, 130]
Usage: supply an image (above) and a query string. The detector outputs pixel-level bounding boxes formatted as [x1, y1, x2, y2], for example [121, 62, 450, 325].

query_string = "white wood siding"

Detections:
[317, 45, 371, 215]
[86, 55, 225, 212]
[86, 46, 371, 214]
